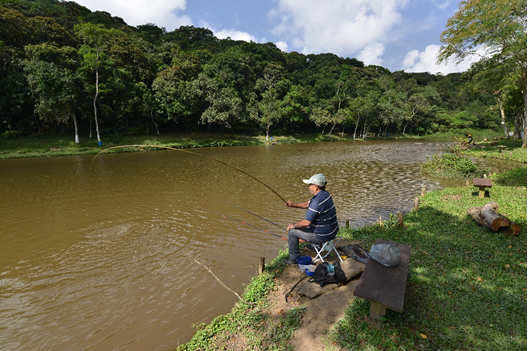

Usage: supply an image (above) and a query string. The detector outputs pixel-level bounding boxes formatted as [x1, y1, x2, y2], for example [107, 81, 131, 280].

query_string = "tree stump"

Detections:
[467, 202, 520, 237]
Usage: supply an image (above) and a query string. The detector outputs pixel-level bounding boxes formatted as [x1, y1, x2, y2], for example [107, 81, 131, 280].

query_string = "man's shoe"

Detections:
[284, 258, 298, 265]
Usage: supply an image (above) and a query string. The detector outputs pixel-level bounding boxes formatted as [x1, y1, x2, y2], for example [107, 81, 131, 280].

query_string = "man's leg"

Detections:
[287, 228, 326, 263]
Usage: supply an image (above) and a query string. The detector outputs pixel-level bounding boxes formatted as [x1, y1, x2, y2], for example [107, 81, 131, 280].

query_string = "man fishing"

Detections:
[284, 173, 339, 264]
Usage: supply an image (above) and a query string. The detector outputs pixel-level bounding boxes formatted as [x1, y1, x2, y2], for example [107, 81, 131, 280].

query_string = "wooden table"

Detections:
[473, 178, 492, 198]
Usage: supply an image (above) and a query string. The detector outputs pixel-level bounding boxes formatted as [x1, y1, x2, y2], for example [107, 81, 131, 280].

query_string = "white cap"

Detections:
[302, 174, 327, 187]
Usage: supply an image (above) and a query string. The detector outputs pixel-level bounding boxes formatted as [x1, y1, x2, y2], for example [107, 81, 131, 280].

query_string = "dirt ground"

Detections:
[219, 240, 364, 351]
[275, 241, 363, 350]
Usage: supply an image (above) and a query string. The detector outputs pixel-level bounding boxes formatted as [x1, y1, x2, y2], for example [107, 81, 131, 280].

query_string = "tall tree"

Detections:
[75, 23, 110, 144]
[256, 62, 289, 140]
[24, 43, 82, 142]
[438, 0, 527, 147]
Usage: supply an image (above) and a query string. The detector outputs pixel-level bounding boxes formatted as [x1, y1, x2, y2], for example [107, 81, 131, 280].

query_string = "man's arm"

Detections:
[286, 219, 311, 231]
[285, 200, 310, 209]
[286, 200, 311, 230]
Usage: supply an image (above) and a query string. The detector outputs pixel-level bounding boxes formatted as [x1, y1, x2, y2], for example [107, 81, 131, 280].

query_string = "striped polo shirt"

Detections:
[304, 190, 339, 239]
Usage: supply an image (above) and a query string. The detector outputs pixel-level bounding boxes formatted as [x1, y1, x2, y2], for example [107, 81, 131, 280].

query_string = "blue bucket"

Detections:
[297, 256, 312, 265]
[305, 269, 314, 276]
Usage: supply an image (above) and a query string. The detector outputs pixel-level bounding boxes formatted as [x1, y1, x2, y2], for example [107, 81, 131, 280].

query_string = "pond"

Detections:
[0, 139, 519, 350]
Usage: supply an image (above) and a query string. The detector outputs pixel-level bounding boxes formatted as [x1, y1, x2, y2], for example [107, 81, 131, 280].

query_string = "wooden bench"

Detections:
[353, 240, 411, 319]
[473, 178, 492, 198]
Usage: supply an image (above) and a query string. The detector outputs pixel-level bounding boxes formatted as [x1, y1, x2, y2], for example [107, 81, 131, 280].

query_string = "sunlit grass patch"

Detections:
[333, 173, 527, 350]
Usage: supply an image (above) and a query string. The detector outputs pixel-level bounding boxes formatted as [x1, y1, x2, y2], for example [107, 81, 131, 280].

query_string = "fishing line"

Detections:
[89, 144, 287, 203]
[205, 196, 286, 231]
[191, 205, 289, 241]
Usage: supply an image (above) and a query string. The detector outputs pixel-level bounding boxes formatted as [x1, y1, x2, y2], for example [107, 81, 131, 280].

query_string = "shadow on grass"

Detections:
[335, 205, 527, 350]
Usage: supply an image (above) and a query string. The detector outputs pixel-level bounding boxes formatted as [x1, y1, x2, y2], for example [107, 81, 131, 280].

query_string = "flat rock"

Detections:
[296, 258, 365, 299]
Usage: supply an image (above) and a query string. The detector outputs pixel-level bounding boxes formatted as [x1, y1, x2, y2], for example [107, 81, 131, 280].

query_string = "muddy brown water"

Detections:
[0, 140, 519, 350]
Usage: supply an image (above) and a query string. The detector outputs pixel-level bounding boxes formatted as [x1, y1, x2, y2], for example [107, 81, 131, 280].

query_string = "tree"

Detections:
[75, 23, 110, 144]
[278, 84, 312, 132]
[396, 80, 440, 135]
[24, 43, 82, 142]
[309, 106, 333, 134]
[152, 65, 196, 127]
[350, 92, 377, 139]
[255, 63, 289, 140]
[438, 0, 527, 147]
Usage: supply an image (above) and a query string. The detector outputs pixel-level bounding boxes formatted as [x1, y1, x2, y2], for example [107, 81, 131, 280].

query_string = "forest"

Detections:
[0, 0, 526, 145]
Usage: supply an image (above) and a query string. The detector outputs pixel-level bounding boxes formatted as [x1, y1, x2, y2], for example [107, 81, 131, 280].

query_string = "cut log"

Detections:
[467, 202, 520, 237]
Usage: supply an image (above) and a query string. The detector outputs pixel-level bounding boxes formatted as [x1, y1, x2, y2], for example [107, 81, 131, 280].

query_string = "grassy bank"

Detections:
[178, 165, 527, 350]
[2, 129, 520, 160]
[0, 132, 351, 159]
[330, 166, 527, 350]
[462, 138, 527, 163]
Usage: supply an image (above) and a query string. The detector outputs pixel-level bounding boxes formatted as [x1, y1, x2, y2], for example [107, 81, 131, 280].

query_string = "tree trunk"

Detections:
[467, 202, 520, 237]
[362, 120, 367, 138]
[353, 117, 359, 139]
[94, 50, 101, 144]
[523, 90, 527, 148]
[151, 111, 160, 135]
[402, 121, 409, 136]
[328, 123, 336, 136]
[73, 113, 79, 143]
[499, 101, 508, 138]
[514, 112, 520, 142]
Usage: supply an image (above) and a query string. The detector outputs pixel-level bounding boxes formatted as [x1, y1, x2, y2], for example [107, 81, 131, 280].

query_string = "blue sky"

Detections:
[73, 0, 480, 74]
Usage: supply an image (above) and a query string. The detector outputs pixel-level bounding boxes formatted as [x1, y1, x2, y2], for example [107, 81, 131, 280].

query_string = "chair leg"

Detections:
[312, 239, 343, 263]
[312, 243, 325, 263]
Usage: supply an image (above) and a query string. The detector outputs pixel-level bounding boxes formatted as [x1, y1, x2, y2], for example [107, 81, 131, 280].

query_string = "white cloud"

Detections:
[270, 0, 409, 58]
[357, 42, 385, 66]
[275, 41, 289, 52]
[433, 0, 452, 10]
[214, 29, 258, 42]
[401, 44, 482, 74]
[73, 0, 192, 31]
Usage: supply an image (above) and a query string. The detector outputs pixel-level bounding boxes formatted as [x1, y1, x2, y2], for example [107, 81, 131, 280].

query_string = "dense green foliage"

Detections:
[439, 0, 527, 146]
[0, 0, 525, 144]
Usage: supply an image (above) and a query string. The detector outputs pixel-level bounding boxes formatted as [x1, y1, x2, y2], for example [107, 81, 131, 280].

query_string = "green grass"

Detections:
[427, 128, 509, 142]
[0, 132, 351, 159]
[462, 139, 527, 164]
[330, 166, 527, 350]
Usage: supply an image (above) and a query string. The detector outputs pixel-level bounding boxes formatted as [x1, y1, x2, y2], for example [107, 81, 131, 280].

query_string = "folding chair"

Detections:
[311, 237, 343, 263]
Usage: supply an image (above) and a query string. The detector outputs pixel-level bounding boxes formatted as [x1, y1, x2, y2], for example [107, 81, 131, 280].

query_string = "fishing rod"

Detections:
[89, 144, 287, 204]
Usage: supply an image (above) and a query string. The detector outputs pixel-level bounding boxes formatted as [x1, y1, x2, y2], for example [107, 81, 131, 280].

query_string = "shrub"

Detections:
[420, 153, 485, 178]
